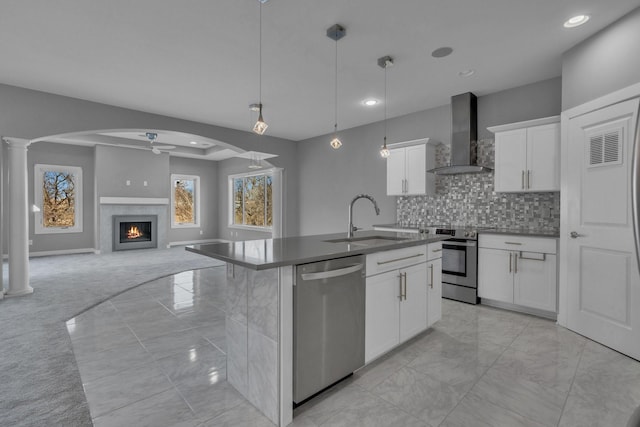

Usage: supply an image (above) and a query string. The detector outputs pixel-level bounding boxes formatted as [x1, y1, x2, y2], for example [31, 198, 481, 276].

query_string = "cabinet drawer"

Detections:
[426, 241, 443, 261]
[479, 234, 557, 254]
[366, 245, 427, 276]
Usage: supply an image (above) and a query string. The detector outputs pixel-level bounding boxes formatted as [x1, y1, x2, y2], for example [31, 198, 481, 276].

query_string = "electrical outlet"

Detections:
[126, 180, 131, 186]
[29, 240, 33, 246]
[199, 230, 203, 235]
[143, 181, 148, 187]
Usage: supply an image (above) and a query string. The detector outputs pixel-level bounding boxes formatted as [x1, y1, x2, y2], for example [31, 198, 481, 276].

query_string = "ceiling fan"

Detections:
[142, 132, 176, 154]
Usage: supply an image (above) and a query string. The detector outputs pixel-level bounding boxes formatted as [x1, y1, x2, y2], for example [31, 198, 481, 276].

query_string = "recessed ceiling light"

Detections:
[458, 69, 475, 78]
[363, 99, 379, 106]
[564, 15, 590, 28]
[189, 141, 198, 145]
[431, 47, 453, 58]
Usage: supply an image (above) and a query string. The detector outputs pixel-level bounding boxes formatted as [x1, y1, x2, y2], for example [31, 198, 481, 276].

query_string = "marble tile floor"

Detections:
[67, 268, 640, 427]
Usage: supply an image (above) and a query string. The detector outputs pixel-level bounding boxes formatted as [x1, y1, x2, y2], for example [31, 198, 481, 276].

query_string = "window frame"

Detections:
[228, 170, 273, 231]
[34, 164, 83, 234]
[171, 174, 201, 229]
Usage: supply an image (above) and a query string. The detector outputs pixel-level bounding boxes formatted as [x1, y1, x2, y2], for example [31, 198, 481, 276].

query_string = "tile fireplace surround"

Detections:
[99, 197, 169, 254]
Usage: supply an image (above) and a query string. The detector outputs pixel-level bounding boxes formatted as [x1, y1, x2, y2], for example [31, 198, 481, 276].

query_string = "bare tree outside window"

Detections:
[232, 173, 272, 227]
[42, 171, 75, 228]
[174, 179, 195, 224]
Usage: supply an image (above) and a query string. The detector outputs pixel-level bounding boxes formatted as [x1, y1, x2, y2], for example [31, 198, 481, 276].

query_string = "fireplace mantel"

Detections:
[99, 197, 169, 205]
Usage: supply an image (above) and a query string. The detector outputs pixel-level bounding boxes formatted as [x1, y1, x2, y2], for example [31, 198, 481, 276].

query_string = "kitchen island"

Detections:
[187, 230, 448, 426]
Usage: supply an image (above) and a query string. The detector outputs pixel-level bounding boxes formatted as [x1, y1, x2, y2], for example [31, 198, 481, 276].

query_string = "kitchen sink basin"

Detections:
[324, 235, 410, 246]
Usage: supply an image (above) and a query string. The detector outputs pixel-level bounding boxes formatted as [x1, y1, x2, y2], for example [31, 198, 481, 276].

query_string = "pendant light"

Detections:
[378, 55, 393, 158]
[252, 0, 268, 135]
[327, 24, 346, 149]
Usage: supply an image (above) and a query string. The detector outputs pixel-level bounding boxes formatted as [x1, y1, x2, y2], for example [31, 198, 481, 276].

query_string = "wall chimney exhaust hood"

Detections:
[427, 92, 492, 175]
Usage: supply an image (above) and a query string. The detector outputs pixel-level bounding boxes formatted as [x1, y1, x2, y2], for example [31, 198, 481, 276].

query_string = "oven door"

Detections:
[441, 239, 477, 288]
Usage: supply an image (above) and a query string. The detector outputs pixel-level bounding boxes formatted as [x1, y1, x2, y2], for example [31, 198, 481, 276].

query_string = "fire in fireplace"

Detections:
[113, 215, 157, 251]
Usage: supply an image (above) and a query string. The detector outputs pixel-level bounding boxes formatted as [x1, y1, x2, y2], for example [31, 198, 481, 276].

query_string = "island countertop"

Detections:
[186, 230, 449, 270]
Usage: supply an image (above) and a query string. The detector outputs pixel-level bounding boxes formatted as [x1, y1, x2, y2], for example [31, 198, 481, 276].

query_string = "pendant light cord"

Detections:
[259, 1, 262, 106]
[384, 62, 388, 144]
[334, 36, 338, 135]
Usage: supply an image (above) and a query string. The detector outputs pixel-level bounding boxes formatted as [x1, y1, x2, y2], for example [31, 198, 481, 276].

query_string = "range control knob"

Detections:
[464, 231, 470, 237]
[469, 231, 476, 238]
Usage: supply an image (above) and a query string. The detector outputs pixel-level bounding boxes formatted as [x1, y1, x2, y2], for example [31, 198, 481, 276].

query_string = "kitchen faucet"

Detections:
[348, 194, 380, 238]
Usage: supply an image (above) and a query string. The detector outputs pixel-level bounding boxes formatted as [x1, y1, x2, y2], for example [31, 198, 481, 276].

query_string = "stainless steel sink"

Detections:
[324, 235, 409, 246]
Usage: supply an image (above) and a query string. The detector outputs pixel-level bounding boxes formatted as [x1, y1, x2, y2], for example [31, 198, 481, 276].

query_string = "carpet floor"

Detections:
[0, 247, 223, 427]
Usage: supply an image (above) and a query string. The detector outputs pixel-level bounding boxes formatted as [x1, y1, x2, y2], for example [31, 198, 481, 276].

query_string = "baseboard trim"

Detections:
[169, 239, 230, 247]
[28, 248, 98, 258]
[480, 298, 557, 321]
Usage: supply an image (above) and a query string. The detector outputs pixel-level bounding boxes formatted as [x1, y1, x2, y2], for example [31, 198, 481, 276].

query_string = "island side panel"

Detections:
[225, 263, 282, 425]
[279, 265, 294, 427]
[226, 264, 248, 397]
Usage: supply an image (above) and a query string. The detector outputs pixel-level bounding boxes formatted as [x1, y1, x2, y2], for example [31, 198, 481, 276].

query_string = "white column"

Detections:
[0, 140, 3, 300]
[4, 137, 33, 297]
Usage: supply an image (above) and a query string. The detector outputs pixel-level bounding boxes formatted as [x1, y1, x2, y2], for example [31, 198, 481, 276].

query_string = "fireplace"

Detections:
[113, 215, 158, 251]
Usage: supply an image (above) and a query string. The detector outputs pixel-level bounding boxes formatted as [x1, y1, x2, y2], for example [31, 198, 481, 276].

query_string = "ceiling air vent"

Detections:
[589, 129, 622, 167]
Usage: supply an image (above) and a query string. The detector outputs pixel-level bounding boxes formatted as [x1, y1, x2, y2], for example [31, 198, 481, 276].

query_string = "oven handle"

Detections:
[442, 241, 477, 247]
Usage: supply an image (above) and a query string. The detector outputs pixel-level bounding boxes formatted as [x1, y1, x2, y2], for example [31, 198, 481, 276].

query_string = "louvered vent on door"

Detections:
[588, 129, 622, 167]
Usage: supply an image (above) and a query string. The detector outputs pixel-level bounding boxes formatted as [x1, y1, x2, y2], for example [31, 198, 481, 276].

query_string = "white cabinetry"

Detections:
[427, 246, 443, 327]
[386, 139, 435, 196]
[365, 242, 441, 363]
[478, 234, 557, 316]
[488, 116, 560, 193]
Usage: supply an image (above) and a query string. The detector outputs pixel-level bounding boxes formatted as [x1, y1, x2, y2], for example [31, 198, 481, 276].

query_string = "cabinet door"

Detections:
[405, 144, 426, 195]
[386, 148, 405, 196]
[365, 270, 400, 363]
[427, 258, 442, 327]
[478, 248, 514, 303]
[527, 123, 560, 192]
[514, 253, 557, 312]
[494, 129, 527, 192]
[399, 263, 428, 342]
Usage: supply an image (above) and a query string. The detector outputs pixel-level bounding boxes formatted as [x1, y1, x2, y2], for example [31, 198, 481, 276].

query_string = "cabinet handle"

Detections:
[521, 170, 525, 190]
[432, 249, 442, 253]
[398, 274, 403, 300]
[527, 170, 531, 189]
[518, 252, 546, 261]
[514, 253, 518, 274]
[509, 252, 512, 273]
[429, 264, 434, 288]
[403, 272, 407, 300]
[504, 242, 522, 246]
[377, 253, 424, 265]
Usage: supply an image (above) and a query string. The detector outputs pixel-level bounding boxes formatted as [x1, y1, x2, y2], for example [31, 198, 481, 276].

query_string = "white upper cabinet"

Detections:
[489, 116, 560, 193]
[386, 139, 435, 196]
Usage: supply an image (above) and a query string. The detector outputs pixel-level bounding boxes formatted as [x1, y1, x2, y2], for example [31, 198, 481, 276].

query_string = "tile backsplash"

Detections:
[397, 140, 560, 231]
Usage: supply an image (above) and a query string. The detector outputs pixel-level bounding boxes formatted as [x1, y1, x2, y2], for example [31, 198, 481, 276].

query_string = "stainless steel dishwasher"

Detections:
[293, 255, 365, 405]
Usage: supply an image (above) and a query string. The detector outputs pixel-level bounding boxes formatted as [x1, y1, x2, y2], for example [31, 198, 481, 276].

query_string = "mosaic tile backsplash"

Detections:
[397, 140, 560, 231]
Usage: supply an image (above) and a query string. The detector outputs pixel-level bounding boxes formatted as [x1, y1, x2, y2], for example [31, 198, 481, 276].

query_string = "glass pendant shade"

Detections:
[330, 136, 342, 149]
[380, 138, 390, 158]
[253, 109, 268, 135]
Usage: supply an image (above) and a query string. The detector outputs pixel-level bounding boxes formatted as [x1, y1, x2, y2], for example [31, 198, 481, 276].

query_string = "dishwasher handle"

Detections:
[300, 263, 364, 281]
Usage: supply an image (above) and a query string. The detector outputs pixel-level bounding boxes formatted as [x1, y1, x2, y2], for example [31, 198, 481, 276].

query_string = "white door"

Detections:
[365, 270, 400, 362]
[386, 148, 405, 196]
[494, 128, 527, 192]
[399, 263, 427, 342]
[478, 248, 514, 303]
[427, 258, 442, 327]
[527, 123, 560, 191]
[566, 97, 640, 360]
[405, 144, 426, 195]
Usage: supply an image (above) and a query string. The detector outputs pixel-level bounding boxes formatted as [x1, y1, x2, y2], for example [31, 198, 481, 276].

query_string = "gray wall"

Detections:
[95, 145, 169, 198]
[562, 6, 640, 110]
[0, 83, 300, 239]
[296, 77, 562, 235]
[169, 156, 218, 243]
[217, 158, 275, 241]
[1, 142, 96, 254]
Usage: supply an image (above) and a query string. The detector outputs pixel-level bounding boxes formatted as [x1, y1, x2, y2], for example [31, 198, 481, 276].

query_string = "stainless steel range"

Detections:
[425, 225, 480, 304]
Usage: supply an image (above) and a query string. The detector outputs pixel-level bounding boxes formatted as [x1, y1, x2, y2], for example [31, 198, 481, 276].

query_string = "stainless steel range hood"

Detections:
[428, 92, 492, 175]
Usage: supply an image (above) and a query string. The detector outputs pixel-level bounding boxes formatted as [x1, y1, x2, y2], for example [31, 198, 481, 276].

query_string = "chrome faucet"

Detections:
[348, 194, 381, 238]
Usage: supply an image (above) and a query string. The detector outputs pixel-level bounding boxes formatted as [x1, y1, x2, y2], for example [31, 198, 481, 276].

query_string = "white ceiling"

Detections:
[1, 0, 639, 142]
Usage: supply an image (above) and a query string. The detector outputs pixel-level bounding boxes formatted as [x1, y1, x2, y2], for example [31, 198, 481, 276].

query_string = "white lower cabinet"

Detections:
[365, 243, 441, 363]
[478, 234, 557, 314]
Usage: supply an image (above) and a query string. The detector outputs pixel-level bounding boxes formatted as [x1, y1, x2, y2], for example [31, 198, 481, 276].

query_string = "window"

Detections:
[230, 172, 273, 229]
[171, 174, 200, 228]
[34, 164, 83, 234]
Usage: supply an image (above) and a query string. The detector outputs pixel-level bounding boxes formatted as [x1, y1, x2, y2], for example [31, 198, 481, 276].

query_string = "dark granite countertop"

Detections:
[372, 223, 421, 232]
[186, 230, 449, 270]
[479, 228, 560, 238]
